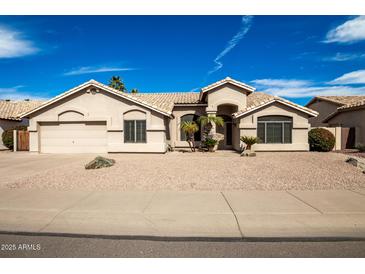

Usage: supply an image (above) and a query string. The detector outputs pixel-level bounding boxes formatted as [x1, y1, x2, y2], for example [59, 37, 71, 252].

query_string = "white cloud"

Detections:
[0, 86, 46, 100]
[252, 78, 365, 98]
[0, 25, 39, 58]
[328, 70, 365, 85]
[323, 52, 365, 62]
[252, 79, 311, 88]
[63, 66, 136, 76]
[324, 16, 365, 44]
[208, 16, 253, 75]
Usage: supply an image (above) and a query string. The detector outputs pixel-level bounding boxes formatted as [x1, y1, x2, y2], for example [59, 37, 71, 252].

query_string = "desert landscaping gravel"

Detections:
[2, 151, 365, 191]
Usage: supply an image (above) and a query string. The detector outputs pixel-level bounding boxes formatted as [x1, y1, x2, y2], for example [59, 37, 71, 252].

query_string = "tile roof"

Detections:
[131, 92, 201, 113]
[322, 98, 365, 122]
[307, 95, 365, 122]
[19, 79, 317, 119]
[21, 80, 175, 118]
[313, 96, 365, 106]
[337, 98, 365, 110]
[0, 100, 44, 121]
[130, 91, 317, 117]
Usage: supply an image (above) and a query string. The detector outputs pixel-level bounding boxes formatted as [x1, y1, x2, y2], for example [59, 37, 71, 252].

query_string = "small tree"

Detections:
[198, 115, 224, 138]
[108, 76, 126, 92]
[180, 121, 199, 152]
[131, 88, 139, 94]
[240, 136, 259, 150]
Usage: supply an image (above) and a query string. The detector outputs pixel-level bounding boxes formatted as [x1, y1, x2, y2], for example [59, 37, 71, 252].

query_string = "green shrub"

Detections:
[1, 126, 27, 150]
[204, 137, 218, 148]
[355, 143, 365, 152]
[308, 128, 335, 152]
[240, 136, 259, 150]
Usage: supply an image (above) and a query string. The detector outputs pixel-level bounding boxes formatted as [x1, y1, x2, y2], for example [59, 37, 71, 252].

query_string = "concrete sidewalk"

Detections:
[0, 189, 365, 238]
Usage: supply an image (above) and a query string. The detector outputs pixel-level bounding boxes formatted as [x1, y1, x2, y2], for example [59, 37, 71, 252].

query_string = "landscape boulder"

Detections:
[345, 157, 365, 174]
[85, 156, 116, 170]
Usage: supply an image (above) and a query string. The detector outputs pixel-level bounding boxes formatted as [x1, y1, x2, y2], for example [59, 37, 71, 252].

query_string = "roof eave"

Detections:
[233, 99, 318, 119]
[20, 80, 172, 118]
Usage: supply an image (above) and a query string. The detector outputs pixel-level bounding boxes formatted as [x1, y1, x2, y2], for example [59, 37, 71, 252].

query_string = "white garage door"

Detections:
[40, 122, 107, 153]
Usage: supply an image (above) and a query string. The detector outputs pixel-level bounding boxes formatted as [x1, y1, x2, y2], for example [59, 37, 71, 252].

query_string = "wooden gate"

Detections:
[17, 130, 29, 151]
[341, 127, 355, 149]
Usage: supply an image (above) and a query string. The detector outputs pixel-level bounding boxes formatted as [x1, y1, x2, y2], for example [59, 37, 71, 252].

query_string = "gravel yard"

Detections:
[1, 151, 365, 191]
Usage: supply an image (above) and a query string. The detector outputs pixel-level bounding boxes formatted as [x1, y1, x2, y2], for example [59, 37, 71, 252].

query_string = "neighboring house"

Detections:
[0, 100, 44, 150]
[306, 96, 365, 127]
[306, 96, 365, 147]
[21, 77, 317, 153]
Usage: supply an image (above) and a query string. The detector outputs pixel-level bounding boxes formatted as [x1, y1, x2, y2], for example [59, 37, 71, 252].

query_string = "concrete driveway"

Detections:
[0, 152, 99, 187]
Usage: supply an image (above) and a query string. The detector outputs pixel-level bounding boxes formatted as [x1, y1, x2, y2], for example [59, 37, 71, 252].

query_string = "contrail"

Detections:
[208, 16, 253, 75]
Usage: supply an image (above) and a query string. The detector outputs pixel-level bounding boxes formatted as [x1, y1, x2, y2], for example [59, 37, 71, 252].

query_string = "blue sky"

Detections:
[0, 15, 365, 105]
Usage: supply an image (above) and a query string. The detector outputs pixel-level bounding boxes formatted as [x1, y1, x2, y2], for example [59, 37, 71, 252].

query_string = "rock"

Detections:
[241, 151, 256, 157]
[345, 157, 358, 167]
[346, 157, 365, 174]
[85, 156, 115, 170]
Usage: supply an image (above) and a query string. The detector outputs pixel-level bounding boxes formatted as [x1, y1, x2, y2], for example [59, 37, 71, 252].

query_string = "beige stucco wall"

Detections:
[0, 119, 28, 150]
[327, 108, 365, 145]
[307, 100, 339, 127]
[238, 102, 311, 151]
[205, 83, 247, 112]
[28, 88, 167, 153]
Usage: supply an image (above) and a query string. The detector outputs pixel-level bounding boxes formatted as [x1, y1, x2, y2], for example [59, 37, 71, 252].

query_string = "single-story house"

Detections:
[0, 100, 44, 150]
[20, 77, 318, 153]
[306, 96, 365, 147]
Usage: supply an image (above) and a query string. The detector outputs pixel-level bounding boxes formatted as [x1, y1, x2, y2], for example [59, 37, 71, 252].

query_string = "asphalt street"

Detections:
[0, 234, 364, 258]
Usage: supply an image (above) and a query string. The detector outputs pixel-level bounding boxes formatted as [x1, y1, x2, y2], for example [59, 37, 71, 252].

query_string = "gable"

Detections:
[25, 86, 166, 121]
[234, 98, 318, 118]
[204, 83, 248, 111]
[20, 80, 172, 118]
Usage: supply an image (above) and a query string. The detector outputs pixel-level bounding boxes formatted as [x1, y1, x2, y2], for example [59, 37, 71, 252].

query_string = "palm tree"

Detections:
[180, 121, 199, 152]
[198, 115, 224, 137]
[108, 76, 126, 92]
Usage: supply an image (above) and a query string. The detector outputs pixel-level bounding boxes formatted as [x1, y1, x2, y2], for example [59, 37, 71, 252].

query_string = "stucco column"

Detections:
[206, 111, 217, 135]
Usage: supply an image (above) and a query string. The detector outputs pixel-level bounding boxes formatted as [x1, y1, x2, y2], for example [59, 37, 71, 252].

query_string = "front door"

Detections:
[225, 121, 233, 149]
[217, 115, 233, 150]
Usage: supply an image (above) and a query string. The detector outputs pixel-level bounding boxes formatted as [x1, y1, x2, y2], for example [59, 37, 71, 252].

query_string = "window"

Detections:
[180, 114, 201, 141]
[257, 116, 292, 144]
[124, 120, 146, 143]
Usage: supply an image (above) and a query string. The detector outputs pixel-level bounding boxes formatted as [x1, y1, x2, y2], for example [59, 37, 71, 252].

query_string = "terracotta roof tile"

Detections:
[0, 100, 44, 121]
[130, 92, 200, 113]
[315, 96, 365, 106]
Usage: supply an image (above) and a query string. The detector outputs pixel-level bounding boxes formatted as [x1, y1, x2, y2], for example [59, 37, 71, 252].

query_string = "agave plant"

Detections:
[180, 121, 199, 152]
[240, 136, 259, 150]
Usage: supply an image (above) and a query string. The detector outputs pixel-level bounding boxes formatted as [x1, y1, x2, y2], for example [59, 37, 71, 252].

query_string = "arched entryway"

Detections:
[215, 104, 238, 150]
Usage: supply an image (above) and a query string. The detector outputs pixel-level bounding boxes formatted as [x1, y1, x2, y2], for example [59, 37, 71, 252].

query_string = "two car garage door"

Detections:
[39, 122, 107, 153]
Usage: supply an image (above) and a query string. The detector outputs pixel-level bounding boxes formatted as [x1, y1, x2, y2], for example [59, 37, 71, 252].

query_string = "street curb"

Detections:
[1, 230, 365, 242]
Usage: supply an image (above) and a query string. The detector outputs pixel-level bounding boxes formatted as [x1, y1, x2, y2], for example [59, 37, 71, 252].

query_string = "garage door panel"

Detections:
[40, 122, 107, 153]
